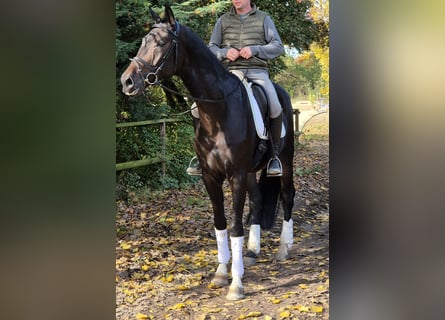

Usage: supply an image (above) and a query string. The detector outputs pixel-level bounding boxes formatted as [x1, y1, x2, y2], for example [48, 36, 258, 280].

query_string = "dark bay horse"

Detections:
[120, 6, 295, 300]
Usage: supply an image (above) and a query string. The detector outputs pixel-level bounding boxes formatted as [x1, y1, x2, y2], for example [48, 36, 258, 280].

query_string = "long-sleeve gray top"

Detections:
[208, 14, 284, 62]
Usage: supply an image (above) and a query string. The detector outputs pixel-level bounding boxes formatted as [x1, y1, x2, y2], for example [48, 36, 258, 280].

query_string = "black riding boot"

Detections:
[186, 115, 202, 176]
[267, 113, 283, 176]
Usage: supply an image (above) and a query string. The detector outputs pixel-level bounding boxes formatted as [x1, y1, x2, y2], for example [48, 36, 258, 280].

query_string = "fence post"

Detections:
[293, 108, 300, 142]
[160, 120, 166, 184]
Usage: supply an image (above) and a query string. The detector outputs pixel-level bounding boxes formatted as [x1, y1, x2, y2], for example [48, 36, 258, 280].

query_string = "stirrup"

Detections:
[266, 157, 282, 177]
[186, 156, 202, 176]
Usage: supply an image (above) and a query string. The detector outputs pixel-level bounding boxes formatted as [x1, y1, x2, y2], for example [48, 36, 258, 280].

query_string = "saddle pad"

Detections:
[241, 78, 285, 140]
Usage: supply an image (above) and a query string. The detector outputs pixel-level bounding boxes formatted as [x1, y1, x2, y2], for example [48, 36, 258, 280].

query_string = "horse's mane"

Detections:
[179, 23, 228, 74]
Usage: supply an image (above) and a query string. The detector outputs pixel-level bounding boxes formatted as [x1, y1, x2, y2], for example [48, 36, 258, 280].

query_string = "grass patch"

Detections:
[295, 164, 324, 176]
[299, 113, 329, 144]
[186, 196, 207, 207]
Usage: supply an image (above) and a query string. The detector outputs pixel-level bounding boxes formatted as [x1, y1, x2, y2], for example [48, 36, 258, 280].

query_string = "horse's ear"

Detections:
[164, 5, 177, 31]
[149, 7, 161, 24]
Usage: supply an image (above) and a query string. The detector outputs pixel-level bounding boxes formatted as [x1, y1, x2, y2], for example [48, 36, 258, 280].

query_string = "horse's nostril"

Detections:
[125, 77, 134, 87]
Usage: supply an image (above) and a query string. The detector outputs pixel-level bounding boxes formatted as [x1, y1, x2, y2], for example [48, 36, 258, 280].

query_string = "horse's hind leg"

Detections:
[276, 158, 296, 261]
[245, 172, 262, 266]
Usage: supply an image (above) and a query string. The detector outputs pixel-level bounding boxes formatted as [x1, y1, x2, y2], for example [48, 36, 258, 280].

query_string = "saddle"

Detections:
[235, 77, 286, 169]
[240, 78, 286, 140]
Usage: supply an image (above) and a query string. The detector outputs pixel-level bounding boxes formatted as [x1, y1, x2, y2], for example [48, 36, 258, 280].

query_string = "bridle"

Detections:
[128, 21, 238, 104]
[129, 22, 180, 86]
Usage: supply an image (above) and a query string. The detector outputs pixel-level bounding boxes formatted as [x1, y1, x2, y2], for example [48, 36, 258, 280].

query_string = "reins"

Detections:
[154, 79, 241, 104]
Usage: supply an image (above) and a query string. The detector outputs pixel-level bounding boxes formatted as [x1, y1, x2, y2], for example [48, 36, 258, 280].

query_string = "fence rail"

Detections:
[116, 118, 187, 173]
[116, 118, 185, 128]
[116, 111, 300, 172]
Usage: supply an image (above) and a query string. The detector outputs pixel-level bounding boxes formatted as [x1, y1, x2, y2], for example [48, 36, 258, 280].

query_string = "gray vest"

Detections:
[220, 6, 268, 69]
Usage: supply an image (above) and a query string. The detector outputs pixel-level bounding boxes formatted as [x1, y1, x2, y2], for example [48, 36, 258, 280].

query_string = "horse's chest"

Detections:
[197, 132, 232, 167]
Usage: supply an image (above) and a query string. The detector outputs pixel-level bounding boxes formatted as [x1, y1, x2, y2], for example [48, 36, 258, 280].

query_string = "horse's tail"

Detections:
[258, 170, 281, 229]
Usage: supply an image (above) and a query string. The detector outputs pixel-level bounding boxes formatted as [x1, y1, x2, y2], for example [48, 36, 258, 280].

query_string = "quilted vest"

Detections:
[220, 7, 268, 69]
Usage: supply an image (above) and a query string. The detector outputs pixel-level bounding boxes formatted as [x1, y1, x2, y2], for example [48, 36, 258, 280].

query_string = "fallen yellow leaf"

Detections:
[264, 315, 273, 320]
[161, 275, 174, 283]
[279, 310, 291, 318]
[207, 282, 219, 289]
[298, 284, 308, 289]
[135, 312, 148, 319]
[238, 311, 262, 319]
[141, 265, 149, 271]
[310, 306, 323, 313]
[125, 297, 134, 304]
[271, 298, 281, 304]
[170, 303, 186, 310]
[121, 242, 131, 250]
[294, 305, 310, 312]
[205, 308, 222, 313]
[175, 284, 190, 291]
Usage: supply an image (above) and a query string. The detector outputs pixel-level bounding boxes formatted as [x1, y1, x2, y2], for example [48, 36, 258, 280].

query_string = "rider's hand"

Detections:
[226, 48, 240, 61]
[239, 47, 252, 59]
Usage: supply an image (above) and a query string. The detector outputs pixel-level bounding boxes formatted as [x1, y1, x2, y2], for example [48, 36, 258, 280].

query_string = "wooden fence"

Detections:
[116, 110, 300, 172]
[116, 118, 187, 174]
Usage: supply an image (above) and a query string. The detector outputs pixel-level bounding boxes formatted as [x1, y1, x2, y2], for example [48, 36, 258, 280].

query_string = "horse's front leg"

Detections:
[226, 173, 248, 301]
[202, 175, 230, 288]
[245, 172, 262, 266]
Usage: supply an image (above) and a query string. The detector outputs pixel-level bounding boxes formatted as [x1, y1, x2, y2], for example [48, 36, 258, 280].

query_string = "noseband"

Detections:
[130, 22, 180, 85]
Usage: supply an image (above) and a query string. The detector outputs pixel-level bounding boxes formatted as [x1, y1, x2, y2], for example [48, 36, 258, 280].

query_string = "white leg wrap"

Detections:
[231, 274, 243, 288]
[215, 263, 228, 275]
[280, 219, 294, 248]
[230, 236, 244, 278]
[247, 224, 261, 255]
[215, 229, 230, 264]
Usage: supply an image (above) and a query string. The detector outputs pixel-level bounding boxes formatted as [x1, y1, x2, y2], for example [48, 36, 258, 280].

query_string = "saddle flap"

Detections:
[243, 80, 285, 140]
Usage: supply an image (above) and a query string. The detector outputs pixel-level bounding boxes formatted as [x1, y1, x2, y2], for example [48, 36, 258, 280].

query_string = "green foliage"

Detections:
[274, 55, 321, 99]
[255, 0, 318, 52]
[171, 1, 231, 42]
[116, 118, 195, 196]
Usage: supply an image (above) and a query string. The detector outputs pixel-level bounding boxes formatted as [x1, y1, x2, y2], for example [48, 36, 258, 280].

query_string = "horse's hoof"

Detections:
[226, 285, 245, 301]
[275, 251, 289, 261]
[210, 273, 229, 288]
[275, 245, 289, 261]
[244, 256, 256, 267]
[244, 250, 257, 266]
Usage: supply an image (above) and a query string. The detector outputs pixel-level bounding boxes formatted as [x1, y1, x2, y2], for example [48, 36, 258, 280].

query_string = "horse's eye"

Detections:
[158, 40, 166, 46]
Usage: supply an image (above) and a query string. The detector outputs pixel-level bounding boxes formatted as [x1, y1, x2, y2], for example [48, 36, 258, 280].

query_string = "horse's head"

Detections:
[120, 6, 179, 96]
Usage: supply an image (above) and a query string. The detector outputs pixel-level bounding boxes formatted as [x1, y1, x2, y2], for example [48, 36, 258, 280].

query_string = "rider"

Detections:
[187, 0, 284, 176]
